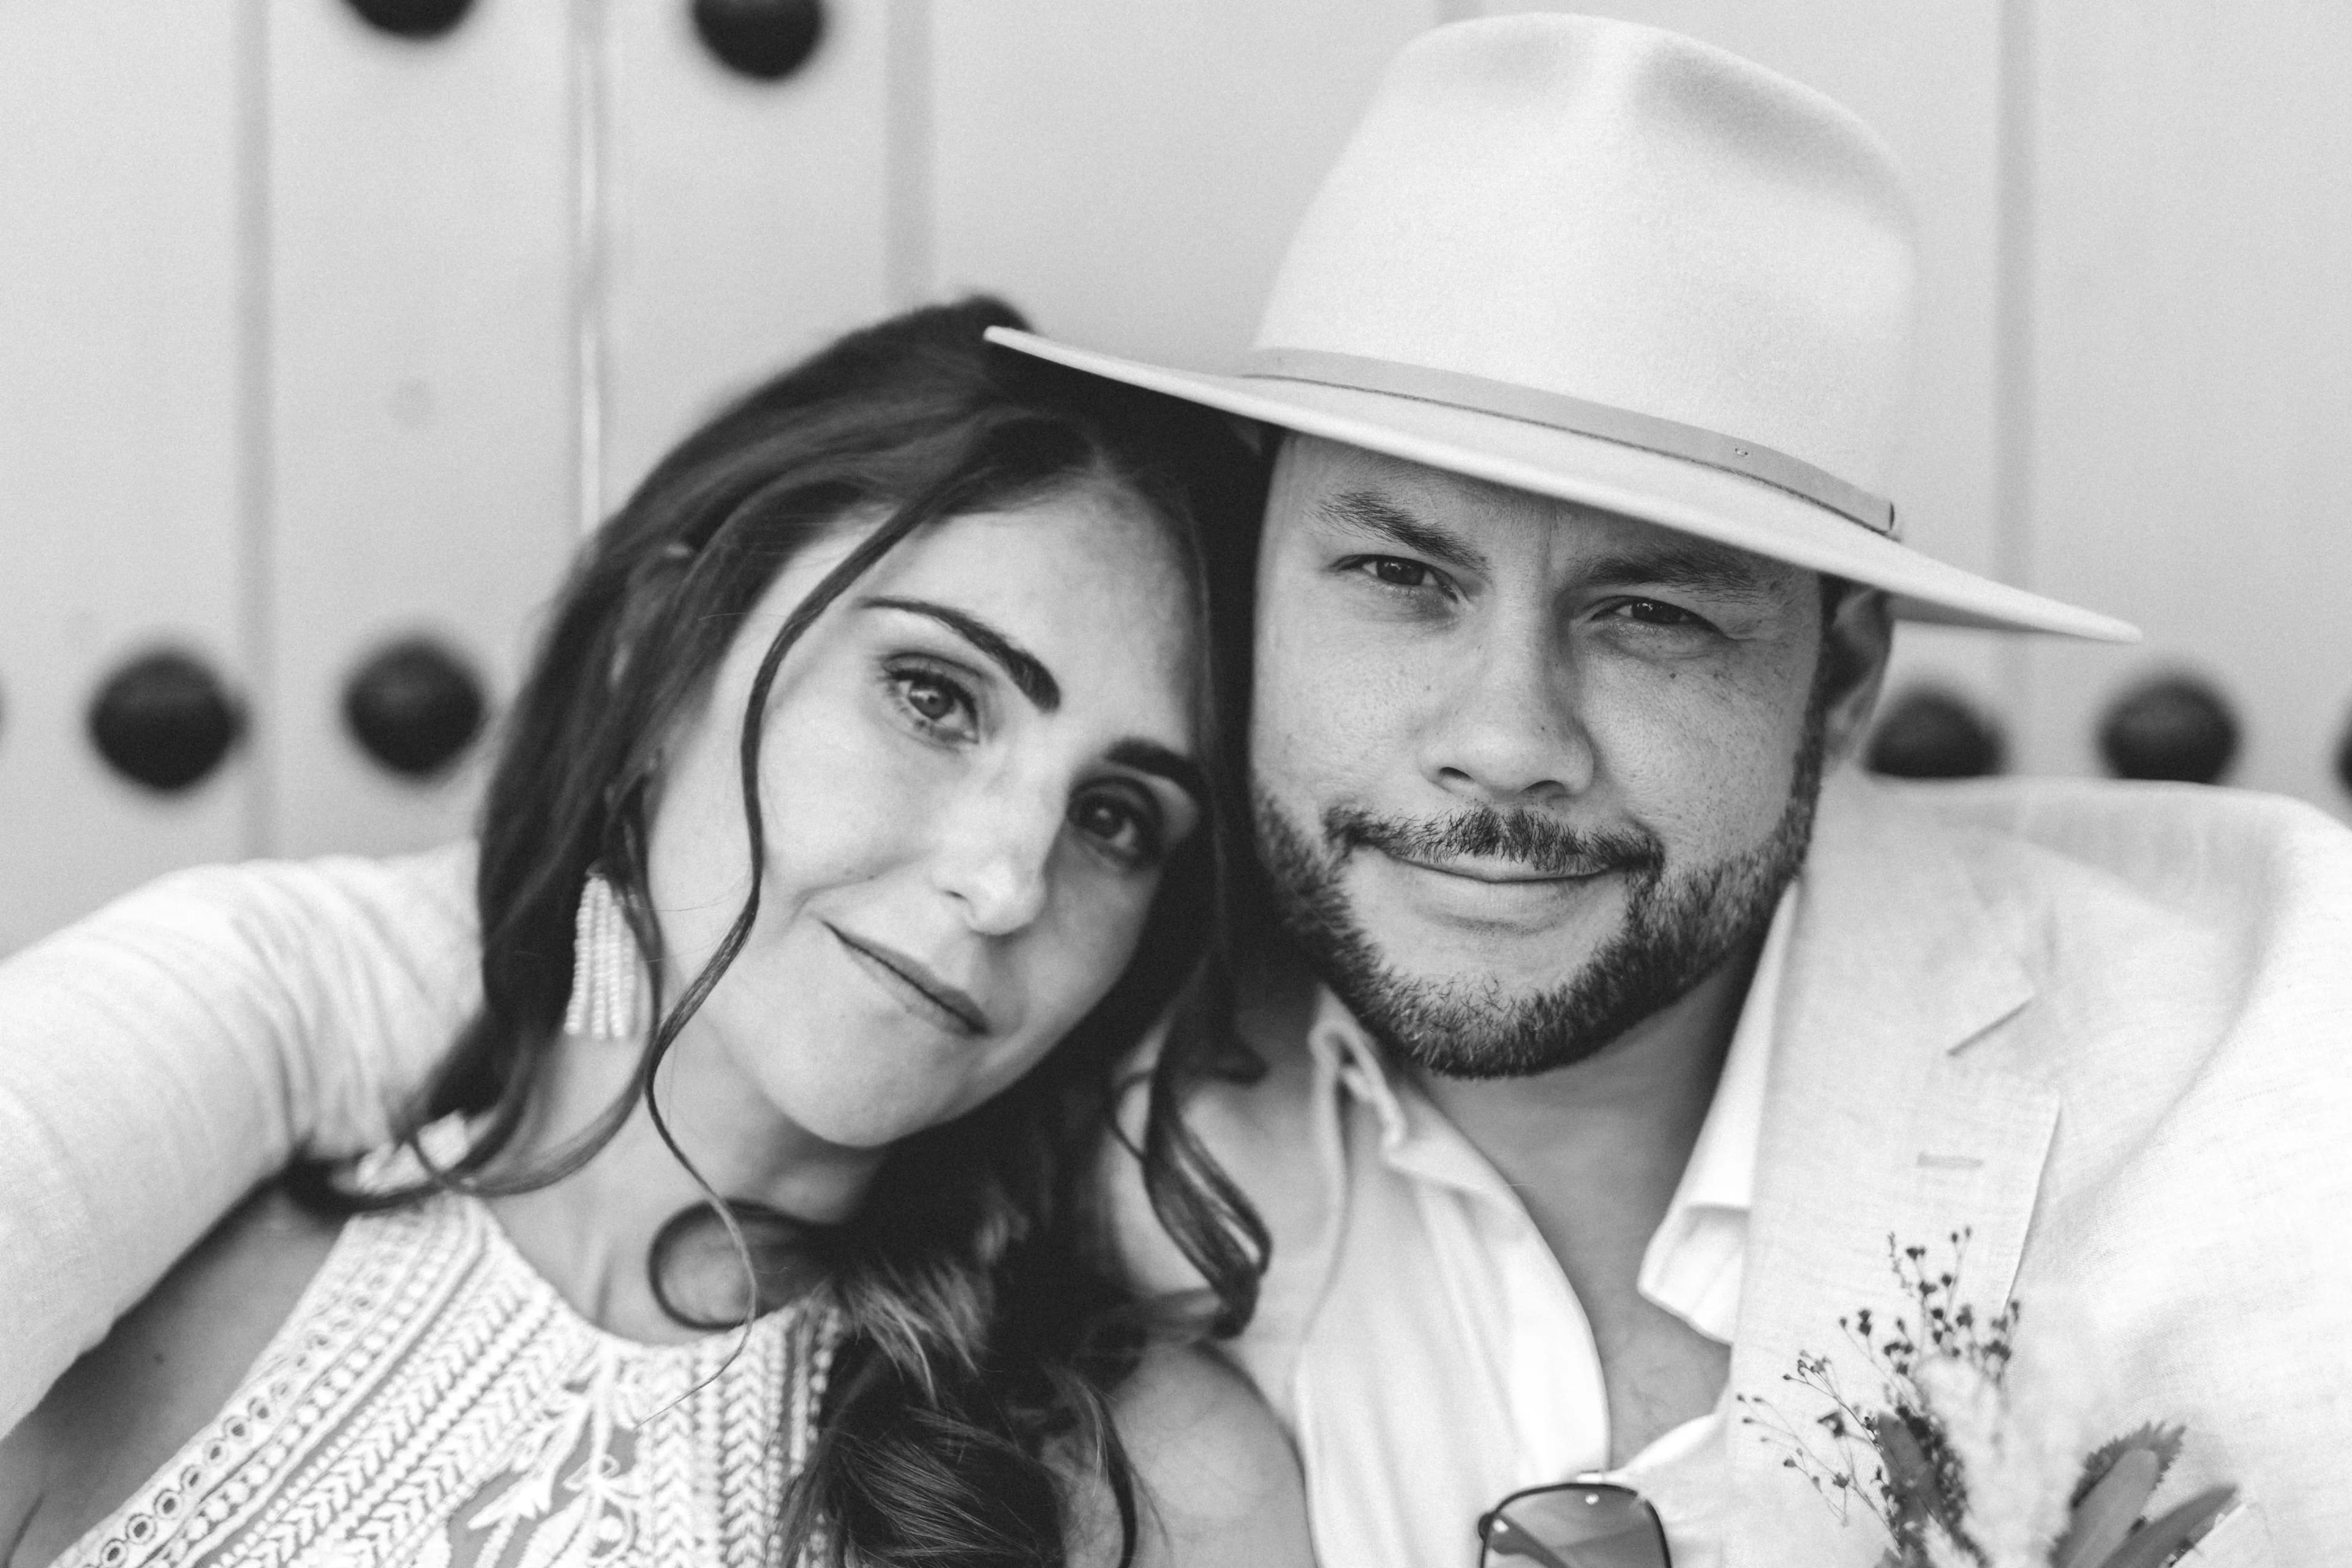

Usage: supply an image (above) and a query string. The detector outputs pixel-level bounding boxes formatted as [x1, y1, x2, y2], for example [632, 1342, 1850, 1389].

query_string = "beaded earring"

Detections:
[564, 869, 644, 1041]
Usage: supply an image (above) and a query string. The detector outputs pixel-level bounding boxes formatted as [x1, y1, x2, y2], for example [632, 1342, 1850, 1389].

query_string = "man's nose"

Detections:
[1418, 630, 1595, 805]
[929, 779, 1057, 937]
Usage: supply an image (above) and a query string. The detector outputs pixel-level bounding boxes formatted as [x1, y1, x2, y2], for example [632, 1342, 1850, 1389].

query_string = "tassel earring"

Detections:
[564, 869, 644, 1041]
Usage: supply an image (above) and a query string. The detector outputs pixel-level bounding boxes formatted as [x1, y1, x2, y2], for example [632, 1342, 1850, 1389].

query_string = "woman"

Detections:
[0, 300, 1310, 1568]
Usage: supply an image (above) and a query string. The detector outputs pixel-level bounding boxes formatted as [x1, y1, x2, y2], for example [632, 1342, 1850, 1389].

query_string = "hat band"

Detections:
[1243, 347, 1899, 538]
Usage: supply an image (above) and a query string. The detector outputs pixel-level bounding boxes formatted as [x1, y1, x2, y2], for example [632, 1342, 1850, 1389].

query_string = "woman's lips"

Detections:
[825, 925, 990, 1036]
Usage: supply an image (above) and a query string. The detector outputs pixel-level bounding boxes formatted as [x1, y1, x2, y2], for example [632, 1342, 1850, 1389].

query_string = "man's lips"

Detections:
[1382, 850, 1628, 884]
[826, 925, 989, 1036]
[1365, 848, 1633, 936]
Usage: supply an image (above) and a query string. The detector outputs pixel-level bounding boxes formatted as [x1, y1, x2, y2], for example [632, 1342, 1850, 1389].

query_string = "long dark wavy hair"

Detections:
[289, 298, 1271, 1567]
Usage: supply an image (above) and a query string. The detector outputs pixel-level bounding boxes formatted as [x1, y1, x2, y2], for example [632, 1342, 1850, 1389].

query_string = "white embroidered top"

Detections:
[57, 1186, 841, 1568]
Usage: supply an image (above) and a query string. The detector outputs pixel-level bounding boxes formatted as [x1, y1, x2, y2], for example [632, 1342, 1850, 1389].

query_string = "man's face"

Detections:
[1250, 437, 1887, 1079]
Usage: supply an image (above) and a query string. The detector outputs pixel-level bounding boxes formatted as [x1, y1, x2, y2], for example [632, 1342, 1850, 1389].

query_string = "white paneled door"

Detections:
[927, 0, 1442, 369]
[0, 3, 254, 952]
[263, 0, 580, 857]
[2, 0, 2346, 951]
[0, 0, 1457, 952]
[2021, 0, 2352, 815]
[595, 0, 894, 511]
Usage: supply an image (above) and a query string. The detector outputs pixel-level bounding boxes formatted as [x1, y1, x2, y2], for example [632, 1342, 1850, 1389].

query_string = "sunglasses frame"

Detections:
[1476, 1479, 1673, 1568]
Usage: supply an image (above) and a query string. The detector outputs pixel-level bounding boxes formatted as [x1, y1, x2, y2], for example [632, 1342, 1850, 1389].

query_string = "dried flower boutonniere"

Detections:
[1737, 1232, 2238, 1568]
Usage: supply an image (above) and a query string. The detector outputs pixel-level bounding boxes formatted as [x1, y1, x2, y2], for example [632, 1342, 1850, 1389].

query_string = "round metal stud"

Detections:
[342, 636, 488, 778]
[2334, 706, 2352, 799]
[692, 0, 824, 81]
[1864, 686, 2006, 780]
[88, 650, 244, 792]
[2096, 673, 2239, 785]
[345, 0, 473, 40]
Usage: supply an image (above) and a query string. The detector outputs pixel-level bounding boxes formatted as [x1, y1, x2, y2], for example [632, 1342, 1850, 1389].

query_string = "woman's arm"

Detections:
[1072, 1344, 1316, 1568]
[0, 1185, 341, 1566]
[0, 847, 478, 1433]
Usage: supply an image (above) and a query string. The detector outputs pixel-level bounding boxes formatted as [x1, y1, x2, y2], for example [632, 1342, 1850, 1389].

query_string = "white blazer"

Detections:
[1732, 775, 2352, 1563]
[1104, 772, 2352, 1564]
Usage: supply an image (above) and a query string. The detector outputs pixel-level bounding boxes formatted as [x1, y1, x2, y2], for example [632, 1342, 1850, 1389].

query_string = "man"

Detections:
[5, 16, 2348, 1566]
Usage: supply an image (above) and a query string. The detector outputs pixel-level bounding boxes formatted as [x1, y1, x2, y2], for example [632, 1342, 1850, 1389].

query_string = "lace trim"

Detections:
[62, 1194, 839, 1568]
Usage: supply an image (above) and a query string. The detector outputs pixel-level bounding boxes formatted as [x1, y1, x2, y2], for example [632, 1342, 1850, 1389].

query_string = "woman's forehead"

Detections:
[871, 497, 1202, 712]
[901, 491, 1194, 611]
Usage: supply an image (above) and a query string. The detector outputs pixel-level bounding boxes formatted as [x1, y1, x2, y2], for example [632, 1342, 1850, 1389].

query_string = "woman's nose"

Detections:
[1419, 631, 1596, 806]
[930, 784, 1057, 937]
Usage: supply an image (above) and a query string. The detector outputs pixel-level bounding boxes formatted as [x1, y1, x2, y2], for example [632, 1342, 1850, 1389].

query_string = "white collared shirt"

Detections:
[1283, 888, 1798, 1568]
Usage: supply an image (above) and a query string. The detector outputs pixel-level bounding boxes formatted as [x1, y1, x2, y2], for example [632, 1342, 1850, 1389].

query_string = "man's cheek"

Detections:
[1260, 699, 1379, 813]
[1253, 657, 1335, 760]
[1613, 728, 1793, 856]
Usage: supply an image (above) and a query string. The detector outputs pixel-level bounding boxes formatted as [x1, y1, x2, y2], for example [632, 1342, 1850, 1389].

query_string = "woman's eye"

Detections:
[1069, 790, 1164, 867]
[886, 666, 978, 739]
[903, 676, 956, 721]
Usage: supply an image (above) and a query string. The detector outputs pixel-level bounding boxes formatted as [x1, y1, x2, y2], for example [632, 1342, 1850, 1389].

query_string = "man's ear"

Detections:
[1817, 584, 1893, 768]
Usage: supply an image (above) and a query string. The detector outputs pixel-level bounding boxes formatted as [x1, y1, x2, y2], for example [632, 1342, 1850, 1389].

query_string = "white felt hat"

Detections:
[991, 13, 2133, 641]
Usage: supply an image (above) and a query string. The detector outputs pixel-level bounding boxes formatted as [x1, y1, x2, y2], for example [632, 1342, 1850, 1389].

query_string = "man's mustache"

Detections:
[1324, 804, 1664, 879]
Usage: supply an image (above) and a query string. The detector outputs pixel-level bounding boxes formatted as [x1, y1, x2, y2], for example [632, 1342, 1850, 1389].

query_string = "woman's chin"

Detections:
[769, 1082, 965, 1153]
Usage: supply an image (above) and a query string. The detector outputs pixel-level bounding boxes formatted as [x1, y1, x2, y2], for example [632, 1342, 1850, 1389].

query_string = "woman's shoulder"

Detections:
[1071, 1341, 1314, 1568]
[0, 1185, 341, 1567]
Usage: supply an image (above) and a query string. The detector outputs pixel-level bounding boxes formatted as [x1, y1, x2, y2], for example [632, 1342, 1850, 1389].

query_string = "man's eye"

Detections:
[1605, 598, 1708, 628]
[1356, 557, 1438, 589]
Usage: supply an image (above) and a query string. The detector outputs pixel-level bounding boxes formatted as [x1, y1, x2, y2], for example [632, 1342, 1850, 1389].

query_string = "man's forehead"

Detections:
[1265, 433, 1809, 591]
[1270, 434, 1559, 521]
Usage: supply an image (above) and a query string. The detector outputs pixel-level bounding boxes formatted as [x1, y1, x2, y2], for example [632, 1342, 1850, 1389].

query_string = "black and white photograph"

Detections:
[1, 4, 2347, 1566]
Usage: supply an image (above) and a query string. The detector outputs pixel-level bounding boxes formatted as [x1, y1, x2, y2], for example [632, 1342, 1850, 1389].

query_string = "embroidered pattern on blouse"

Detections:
[60, 1191, 839, 1568]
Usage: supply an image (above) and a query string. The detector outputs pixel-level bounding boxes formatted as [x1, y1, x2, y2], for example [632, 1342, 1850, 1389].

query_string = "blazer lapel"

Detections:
[1725, 772, 2060, 1566]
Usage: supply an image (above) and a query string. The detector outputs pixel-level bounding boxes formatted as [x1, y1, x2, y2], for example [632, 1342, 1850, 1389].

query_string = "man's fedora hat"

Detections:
[990, 13, 2134, 641]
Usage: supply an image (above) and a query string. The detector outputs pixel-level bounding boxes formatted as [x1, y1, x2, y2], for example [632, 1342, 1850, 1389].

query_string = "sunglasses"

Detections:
[1477, 1480, 1672, 1568]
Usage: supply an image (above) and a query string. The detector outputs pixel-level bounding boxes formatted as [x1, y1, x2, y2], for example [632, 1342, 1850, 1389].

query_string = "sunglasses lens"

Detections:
[1482, 1486, 1668, 1568]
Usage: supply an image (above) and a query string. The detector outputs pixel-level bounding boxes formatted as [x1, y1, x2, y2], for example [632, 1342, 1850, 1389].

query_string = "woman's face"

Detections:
[643, 481, 1205, 1153]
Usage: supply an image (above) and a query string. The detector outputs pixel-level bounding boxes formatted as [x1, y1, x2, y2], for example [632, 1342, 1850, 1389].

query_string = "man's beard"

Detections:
[1253, 707, 1830, 1081]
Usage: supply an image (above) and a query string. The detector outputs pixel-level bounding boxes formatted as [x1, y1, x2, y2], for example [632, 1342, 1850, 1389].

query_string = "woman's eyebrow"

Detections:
[859, 595, 1061, 712]
[1108, 739, 1207, 809]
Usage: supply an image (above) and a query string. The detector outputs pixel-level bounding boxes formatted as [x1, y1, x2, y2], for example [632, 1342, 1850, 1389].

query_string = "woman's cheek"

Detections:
[1061, 865, 1161, 1020]
[759, 715, 926, 888]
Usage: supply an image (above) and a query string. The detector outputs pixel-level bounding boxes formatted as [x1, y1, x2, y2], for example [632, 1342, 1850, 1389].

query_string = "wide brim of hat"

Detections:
[990, 328, 2135, 642]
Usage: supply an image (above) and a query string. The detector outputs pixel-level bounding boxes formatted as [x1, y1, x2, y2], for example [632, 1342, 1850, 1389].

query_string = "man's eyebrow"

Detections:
[859, 596, 1061, 712]
[1108, 739, 1207, 808]
[1316, 489, 1491, 576]
[1580, 545, 1781, 602]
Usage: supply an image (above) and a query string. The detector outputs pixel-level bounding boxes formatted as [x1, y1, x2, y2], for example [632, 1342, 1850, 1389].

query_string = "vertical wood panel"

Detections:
[927, 0, 1443, 370]
[597, 0, 893, 512]
[1490, 1, 2016, 730]
[0, 2, 252, 951]
[2022, 2, 2352, 815]
[264, 0, 580, 855]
